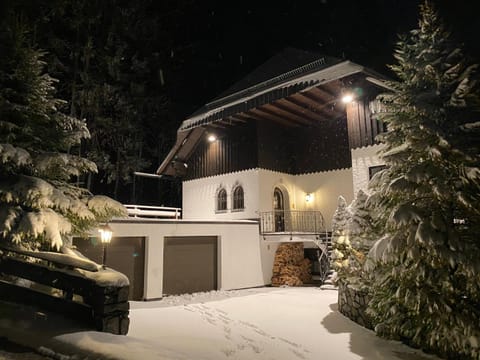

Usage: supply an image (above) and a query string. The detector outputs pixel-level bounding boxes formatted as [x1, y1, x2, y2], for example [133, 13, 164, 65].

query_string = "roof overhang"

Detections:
[156, 127, 206, 176]
[157, 60, 389, 176]
[180, 61, 375, 131]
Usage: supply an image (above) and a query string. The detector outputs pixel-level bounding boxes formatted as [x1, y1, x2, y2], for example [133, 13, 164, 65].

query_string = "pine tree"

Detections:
[330, 195, 353, 282]
[365, 2, 480, 358]
[344, 189, 374, 286]
[348, 190, 373, 254]
[0, 19, 125, 250]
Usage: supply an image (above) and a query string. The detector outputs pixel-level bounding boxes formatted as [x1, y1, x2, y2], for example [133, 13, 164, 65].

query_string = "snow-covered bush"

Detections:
[330, 196, 349, 271]
[330, 196, 355, 283]
[0, 20, 126, 250]
[345, 190, 376, 286]
[331, 191, 376, 287]
[365, 3, 480, 359]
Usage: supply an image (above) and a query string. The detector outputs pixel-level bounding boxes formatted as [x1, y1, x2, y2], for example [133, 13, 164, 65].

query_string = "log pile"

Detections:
[271, 243, 312, 286]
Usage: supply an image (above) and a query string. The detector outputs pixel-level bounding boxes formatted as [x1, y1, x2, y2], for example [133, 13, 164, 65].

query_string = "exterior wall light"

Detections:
[305, 193, 314, 203]
[342, 94, 354, 103]
[207, 134, 217, 142]
[98, 223, 113, 267]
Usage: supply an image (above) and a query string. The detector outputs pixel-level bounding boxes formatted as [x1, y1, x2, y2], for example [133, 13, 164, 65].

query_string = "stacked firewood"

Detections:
[271, 243, 312, 286]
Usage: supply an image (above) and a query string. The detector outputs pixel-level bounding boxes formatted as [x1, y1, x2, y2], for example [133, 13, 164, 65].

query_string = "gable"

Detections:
[157, 49, 389, 177]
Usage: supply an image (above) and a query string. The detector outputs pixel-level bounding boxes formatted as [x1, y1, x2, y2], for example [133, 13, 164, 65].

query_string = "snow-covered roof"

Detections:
[189, 48, 343, 118]
[157, 48, 389, 176]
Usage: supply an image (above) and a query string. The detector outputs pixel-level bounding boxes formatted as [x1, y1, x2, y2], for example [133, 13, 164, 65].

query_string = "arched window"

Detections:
[216, 188, 227, 212]
[273, 187, 285, 232]
[232, 185, 244, 211]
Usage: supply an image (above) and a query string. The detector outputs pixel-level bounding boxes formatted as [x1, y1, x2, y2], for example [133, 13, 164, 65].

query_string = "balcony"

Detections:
[260, 210, 325, 235]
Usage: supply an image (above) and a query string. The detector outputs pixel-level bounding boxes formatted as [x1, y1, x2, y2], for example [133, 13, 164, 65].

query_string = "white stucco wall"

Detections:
[109, 219, 275, 300]
[294, 168, 354, 229]
[351, 144, 385, 195]
[182, 167, 355, 230]
[182, 169, 260, 220]
[255, 168, 353, 229]
[257, 169, 297, 213]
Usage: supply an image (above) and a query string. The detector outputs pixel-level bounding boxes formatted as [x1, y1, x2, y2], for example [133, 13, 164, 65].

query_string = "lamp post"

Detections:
[98, 224, 113, 268]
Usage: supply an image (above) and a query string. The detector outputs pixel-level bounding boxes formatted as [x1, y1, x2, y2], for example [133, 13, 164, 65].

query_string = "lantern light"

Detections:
[98, 224, 113, 244]
[98, 224, 113, 267]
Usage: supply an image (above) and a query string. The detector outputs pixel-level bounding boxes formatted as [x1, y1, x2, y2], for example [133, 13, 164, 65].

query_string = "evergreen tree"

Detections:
[0, 18, 125, 250]
[348, 189, 373, 253]
[330, 195, 353, 282]
[331, 191, 373, 286]
[344, 189, 373, 286]
[365, 2, 480, 358]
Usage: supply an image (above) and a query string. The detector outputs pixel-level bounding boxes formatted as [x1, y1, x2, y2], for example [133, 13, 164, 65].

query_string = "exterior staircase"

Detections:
[312, 232, 337, 289]
[315, 232, 337, 290]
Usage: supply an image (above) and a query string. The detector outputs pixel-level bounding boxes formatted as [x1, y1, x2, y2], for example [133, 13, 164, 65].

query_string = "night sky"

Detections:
[3, 0, 478, 204]
[169, 0, 479, 119]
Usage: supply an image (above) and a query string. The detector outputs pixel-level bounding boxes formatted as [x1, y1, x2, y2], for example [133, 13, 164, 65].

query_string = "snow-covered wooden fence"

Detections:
[0, 247, 130, 335]
[124, 204, 181, 219]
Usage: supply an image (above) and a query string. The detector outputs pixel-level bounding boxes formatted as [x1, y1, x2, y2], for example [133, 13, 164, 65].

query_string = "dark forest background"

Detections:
[1, 0, 478, 207]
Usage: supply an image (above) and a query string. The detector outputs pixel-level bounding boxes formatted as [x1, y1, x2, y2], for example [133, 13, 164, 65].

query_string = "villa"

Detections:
[75, 48, 388, 300]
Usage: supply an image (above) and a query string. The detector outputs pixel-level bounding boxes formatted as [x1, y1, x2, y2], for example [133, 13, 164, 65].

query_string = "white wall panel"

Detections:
[182, 169, 260, 220]
[351, 144, 385, 195]
[108, 220, 270, 300]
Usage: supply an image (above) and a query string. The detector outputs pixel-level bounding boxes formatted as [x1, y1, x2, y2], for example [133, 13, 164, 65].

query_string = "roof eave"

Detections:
[179, 60, 376, 131]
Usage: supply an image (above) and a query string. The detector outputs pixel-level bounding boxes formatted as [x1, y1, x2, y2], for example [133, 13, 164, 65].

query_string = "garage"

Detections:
[73, 236, 145, 301]
[163, 236, 218, 295]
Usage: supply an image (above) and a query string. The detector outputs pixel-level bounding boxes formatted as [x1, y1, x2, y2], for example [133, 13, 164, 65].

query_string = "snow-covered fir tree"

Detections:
[344, 189, 374, 286]
[331, 195, 350, 236]
[330, 191, 374, 286]
[365, 3, 480, 358]
[348, 189, 373, 254]
[330, 195, 353, 282]
[0, 20, 126, 250]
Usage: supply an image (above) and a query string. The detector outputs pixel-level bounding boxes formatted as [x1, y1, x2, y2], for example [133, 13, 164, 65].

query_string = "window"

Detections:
[216, 188, 227, 212]
[232, 186, 244, 211]
[369, 165, 387, 180]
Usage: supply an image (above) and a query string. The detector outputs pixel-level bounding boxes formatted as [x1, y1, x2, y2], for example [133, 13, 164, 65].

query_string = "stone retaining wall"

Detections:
[338, 282, 373, 330]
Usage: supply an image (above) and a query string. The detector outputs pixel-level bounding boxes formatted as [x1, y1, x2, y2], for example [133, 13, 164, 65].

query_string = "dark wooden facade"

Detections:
[346, 98, 387, 149]
[185, 115, 352, 180]
[157, 50, 390, 179]
[186, 122, 258, 180]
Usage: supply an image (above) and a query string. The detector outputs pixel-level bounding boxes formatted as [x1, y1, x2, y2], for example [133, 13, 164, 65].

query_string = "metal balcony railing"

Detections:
[260, 210, 325, 235]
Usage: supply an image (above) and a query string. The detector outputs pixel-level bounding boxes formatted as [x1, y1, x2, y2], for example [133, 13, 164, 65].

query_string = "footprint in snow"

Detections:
[289, 348, 307, 359]
[221, 348, 236, 357]
[239, 320, 259, 329]
[240, 335, 255, 343]
[218, 314, 232, 323]
[253, 328, 269, 337]
[236, 343, 246, 351]
[248, 343, 263, 354]
[279, 337, 300, 348]
[203, 316, 216, 326]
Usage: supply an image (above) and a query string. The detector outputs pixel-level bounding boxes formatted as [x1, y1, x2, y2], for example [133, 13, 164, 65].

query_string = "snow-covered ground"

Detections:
[0, 287, 440, 360]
